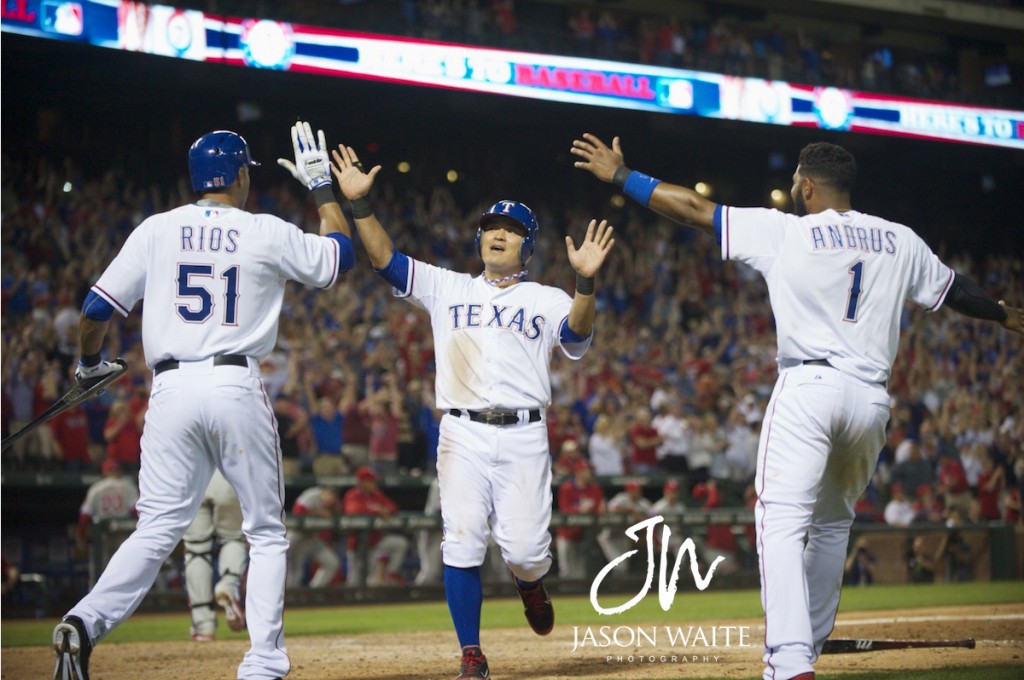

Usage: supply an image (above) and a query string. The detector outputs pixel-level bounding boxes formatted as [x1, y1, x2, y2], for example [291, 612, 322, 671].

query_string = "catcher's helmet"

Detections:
[476, 200, 539, 266]
[188, 130, 260, 192]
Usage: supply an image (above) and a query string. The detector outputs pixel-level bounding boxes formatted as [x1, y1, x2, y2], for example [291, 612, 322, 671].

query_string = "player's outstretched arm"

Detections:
[330, 145, 393, 269]
[565, 219, 615, 337]
[570, 133, 717, 235]
[276, 121, 349, 239]
[943, 273, 1023, 336]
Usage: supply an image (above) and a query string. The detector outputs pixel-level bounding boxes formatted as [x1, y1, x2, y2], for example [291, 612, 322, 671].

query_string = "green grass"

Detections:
[2, 581, 1021, 648]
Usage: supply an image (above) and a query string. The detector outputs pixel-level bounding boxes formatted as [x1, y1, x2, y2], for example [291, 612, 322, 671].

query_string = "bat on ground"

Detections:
[1, 359, 129, 452]
[822, 637, 976, 654]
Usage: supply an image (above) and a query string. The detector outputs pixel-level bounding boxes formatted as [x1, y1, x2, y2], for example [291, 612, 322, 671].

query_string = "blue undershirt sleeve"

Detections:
[374, 249, 411, 294]
[325, 232, 356, 273]
[82, 290, 115, 321]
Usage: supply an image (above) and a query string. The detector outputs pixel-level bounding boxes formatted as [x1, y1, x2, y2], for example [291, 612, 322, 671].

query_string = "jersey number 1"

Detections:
[844, 261, 864, 322]
[176, 263, 239, 325]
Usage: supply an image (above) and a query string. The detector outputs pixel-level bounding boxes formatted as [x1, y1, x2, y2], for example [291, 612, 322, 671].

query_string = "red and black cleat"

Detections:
[513, 575, 554, 636]
[455, 645, 490, 679]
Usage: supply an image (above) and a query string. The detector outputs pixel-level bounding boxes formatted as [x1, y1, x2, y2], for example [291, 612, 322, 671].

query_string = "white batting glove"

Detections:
[75, 360, 121, 383]
[277, 121, 331, 190]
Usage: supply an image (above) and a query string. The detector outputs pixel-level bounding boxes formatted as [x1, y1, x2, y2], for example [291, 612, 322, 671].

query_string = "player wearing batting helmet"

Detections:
[330, 142, 615, 679]
[52, 121, 354, 680]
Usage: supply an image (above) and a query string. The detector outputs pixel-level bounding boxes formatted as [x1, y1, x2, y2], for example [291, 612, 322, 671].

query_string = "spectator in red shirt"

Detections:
[49, 405, 93, 471]
[627, 408, 661, 474]
[342, 466, 409, 586]
[556, 460, 605, 580]
[361, 374, 403, 477]
[693, 479, 739, 574]
[937, 452, 970, 515]
[103, 400, 142, 474]
[552, 439, 585, 478]
[976, 452, 1005, 521]
[1002, 488, 1021, 524]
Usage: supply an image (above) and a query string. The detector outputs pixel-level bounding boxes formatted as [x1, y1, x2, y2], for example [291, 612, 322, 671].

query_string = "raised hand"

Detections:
[570, 134, 625, 183]
[277, 121, 332, 190]
[566, 219, 615, 278]
[999, 301, 1024, 335]
[330, 145, 382, 201]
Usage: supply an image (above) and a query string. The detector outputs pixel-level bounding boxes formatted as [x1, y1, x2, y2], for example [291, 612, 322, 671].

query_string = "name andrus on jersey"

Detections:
[448, 303, 545, 340]
[811, 224, 896, 255]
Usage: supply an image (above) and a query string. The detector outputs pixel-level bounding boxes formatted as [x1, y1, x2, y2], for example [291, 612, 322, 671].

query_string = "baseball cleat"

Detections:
[189, 628, 215, 642]
[455, 645, 490, 679]
[52, 615, 92, 680]
[512, 574, 554, 636]
[216, 589, 247, 632]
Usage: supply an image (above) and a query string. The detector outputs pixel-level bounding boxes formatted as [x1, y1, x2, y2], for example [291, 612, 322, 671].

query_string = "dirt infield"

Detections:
[6, 603, 1022, 679]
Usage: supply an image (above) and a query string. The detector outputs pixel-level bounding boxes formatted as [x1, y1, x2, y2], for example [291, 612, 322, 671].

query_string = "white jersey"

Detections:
[80, 477, 139, 523]
[396, 259, 591, 410]
[719, 207, 953, 384]
[91, 202, 342, 368]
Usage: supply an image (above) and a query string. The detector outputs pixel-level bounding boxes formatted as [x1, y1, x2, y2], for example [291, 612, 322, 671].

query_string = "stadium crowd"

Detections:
[3, 145, 1022, 546]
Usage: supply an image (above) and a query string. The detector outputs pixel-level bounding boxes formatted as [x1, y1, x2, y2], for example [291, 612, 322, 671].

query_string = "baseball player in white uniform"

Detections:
[330, 143, 615, 679]
[183, 469, 247, 641]
[52, 121, 354, 680]
[572, 133, 1023, 680]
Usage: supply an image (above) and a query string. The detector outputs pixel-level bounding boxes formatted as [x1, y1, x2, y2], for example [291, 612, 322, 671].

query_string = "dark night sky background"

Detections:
[3, 31, 1023, 258]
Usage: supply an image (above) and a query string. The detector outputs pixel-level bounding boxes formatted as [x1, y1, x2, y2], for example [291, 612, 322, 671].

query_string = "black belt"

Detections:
[155, 354, 249, 375]
[449, 408, 542, 426]
[802, 358, 887, 388]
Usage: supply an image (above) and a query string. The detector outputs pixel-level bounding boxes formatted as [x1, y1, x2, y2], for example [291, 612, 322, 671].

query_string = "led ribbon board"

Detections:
[4, 0, 1022, 149]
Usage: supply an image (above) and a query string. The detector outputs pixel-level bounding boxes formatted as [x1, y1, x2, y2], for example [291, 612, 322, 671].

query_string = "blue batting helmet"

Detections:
[188, 130, 260, 192]
[476, 200, 539, 266]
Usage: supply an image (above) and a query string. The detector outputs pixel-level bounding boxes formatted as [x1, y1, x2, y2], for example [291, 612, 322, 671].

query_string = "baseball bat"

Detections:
[1, 359, 129, 452]
[822, 638, 976, 654]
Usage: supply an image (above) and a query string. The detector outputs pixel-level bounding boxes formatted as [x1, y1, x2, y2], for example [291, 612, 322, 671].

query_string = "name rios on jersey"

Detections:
[811, 224, 896, 254]
[180, 225, 239, 252]
[449, 303, 545, 340]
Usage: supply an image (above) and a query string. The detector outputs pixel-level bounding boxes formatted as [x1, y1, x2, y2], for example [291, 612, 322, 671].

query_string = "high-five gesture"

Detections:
[277, 121, 332, 190]
[570, 133, 625, 183]
[330, 145, 381, 201]
[566, 219, 615, 278]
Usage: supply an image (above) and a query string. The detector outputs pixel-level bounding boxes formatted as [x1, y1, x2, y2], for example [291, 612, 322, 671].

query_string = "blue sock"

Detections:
[445, 565, 482, 648]
[515, 576, 542, 590]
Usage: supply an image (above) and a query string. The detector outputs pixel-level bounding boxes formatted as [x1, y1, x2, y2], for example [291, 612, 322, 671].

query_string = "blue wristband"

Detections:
[623, 171, 661, 207]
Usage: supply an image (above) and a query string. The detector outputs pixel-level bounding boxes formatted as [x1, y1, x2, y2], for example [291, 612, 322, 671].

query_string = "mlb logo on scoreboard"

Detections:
[42, 1, 83, 37]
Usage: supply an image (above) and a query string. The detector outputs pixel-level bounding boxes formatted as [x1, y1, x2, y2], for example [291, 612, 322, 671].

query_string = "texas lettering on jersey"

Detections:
[448, 303, 545, 340]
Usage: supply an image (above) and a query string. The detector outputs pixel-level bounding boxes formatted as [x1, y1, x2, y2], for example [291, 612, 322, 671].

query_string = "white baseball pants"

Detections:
[437, 414, 553, 582]
[756, 363, 888, 680]
[68, 359, 289, 680]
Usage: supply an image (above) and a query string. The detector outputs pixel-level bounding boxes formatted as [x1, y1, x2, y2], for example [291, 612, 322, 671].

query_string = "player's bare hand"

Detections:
[330, 145, 381, 201]
[998, 301, 1024, 335]
[570, 134, 625, 183]
[566, 219, 615, 278]
[277, 121, 332, 191]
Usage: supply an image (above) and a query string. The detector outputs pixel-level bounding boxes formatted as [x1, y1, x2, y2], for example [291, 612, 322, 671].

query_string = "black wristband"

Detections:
[576, 273, 595, 296]
[350, 196, 373, 219]
[80, 352, 101, 367]
[312, 185, 336, 209]
[612, 165, 632, 188]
